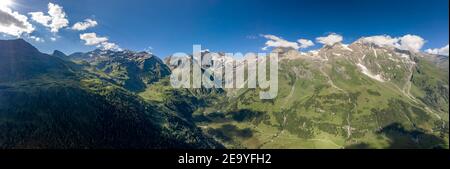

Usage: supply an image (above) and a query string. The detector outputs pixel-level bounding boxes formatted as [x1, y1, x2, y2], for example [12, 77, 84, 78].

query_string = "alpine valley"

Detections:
[0, 38, 448, 149]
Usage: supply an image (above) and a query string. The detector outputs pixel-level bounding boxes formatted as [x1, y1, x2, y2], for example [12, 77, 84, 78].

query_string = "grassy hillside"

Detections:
[0, 39, 222, 149]
[140, 51, 449, 149]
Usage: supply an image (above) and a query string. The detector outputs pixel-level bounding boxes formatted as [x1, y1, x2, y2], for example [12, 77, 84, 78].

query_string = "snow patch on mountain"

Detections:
[400, 53, 409, 59]
[342, 44, 353, 52]
[357, 63, 385, 82]
[309, 50, 319, 56]
[332, 52, 342, 56]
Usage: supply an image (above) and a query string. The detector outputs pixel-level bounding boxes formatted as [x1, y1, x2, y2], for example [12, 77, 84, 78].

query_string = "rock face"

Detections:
[68, 49, 171, 92]
[52, 50, 69, 60]
[177, 41, 449, 149]
[0, 38, 448, 149]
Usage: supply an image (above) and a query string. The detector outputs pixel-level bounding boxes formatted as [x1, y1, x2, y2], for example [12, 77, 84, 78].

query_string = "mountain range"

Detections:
[0, 39, 221, 149]
[0, 39, 448, 149]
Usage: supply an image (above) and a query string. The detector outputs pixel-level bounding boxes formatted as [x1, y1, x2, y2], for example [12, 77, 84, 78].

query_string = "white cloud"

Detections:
[71, 19, 97, 31]
[28, 12, 51, 26]
[398, 34, 425, 52]
[28, 3, 69, 33]
[80, 32, 121, 51]
[47, 3, 69, 32]
[425, 44, 449, 56]
[297, 39, 314, 48]
[360, 34, 426, 53]
[0, 6, 34, 37]
[80, 32, 108, 45]
[261, 34, 299, 50]
[50, 37, 57, 41]
[361, 35, 399, 48]
[144, 46, 154, 54]
[100, 42, 121, 51]
[316, 33, 343, 46]
[28, 35, 44, 42]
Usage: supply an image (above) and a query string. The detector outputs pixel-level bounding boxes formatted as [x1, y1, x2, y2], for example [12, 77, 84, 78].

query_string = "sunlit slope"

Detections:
[147, 42, 449, 149]
[0, 39, 222, 149]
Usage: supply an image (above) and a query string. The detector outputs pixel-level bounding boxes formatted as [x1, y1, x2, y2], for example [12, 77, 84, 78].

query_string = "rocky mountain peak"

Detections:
[52, 50, 68, 59]
[0, 39, 72, 82]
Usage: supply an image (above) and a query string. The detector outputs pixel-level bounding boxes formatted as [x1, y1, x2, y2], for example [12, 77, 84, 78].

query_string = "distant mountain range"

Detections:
[0, 39, 448, 149]
[0, 39, 221, 149]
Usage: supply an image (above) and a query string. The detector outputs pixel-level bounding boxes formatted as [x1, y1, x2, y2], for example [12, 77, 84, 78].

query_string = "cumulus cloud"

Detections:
[101, 42, 121, 50]
[297, 39, 314, 48]
[29, 3, 69, 33]
[360, 34, 426, 53]
[316, 33, 343, 46]
[46, 3, 69, 32]
[361, 35, 399, 48]
[425, 44, 449, 56]
[0, 6, 34, 36]
[80, 32, 108, 45]
[261, 34, 300, 50]
[28, 12, 51, 26]
[398, 34, 425, 52]
[80, 32, 121, 50]
[28, 35, 44, 42]
[71, 19, 97, 31]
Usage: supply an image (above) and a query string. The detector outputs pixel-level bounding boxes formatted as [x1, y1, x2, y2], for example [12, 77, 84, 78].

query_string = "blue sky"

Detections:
[1, 0, 448, 57]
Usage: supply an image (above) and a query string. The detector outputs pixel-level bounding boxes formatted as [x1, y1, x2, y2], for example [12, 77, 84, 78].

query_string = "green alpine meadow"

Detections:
[0, 0, 448, 150]
[0, 37, 448, 149]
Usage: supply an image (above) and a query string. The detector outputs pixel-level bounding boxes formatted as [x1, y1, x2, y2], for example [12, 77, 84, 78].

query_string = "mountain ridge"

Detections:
[156, 40, 449, 149]
[0, 38, 448, 149]
[0, 39, 223, 149]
